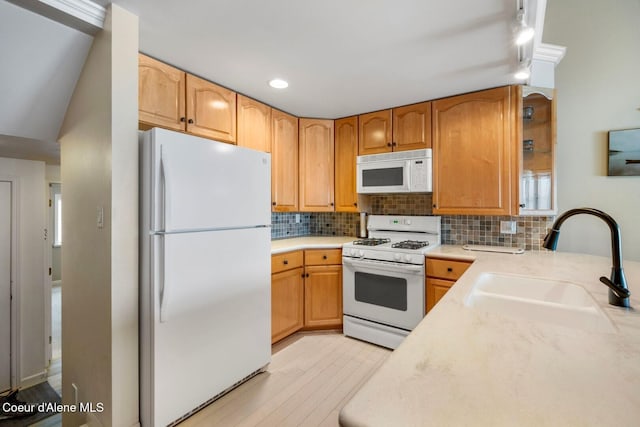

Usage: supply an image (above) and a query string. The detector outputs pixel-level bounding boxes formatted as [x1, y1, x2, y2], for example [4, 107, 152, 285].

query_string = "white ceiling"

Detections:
[0, 0, 541, 163]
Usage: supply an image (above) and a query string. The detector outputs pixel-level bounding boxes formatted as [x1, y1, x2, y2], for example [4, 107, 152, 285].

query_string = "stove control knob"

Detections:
[404, 254, 412, 263]
[394, 253, 401, 261]
[405, 219, 412, 225]
[350, 249, 357, 256]
[358, 250, 365, 258]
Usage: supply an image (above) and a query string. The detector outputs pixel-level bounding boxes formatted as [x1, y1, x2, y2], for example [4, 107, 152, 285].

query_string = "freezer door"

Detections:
[143, 227, 271, 426]
[146, 128, 271, 232]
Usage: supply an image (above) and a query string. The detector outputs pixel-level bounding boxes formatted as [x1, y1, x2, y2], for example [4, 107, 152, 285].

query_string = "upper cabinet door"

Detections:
[334, 116, 359, 213]
[432, 86, 516, 215]
[393, 101, 432, 151]
[299, 119, 335, 212]
[358, 110, 392, 155]
[186, 74, 237, 143]
[271, 109, 299, 212]
[138, 54, 186, 131]
[237, 95, 271, 152]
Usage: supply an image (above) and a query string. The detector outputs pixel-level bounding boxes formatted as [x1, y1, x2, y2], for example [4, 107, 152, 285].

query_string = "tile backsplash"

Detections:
[272, 195, 554, 250]
[271, 212, 311, 239]
[441, 215, 554, 251]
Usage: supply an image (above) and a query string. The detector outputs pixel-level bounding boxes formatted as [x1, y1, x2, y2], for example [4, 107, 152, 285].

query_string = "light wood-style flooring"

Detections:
[178, 331, 390, 427]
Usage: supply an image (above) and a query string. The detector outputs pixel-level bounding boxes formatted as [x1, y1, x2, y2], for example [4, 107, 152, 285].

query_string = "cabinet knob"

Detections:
[306, 273, 310, 278]
[272, 202, 276, 206]
[519, 203, 526, 208]
[353, 202, 358, 207]
[283, 260, 288, 265]
[387, 142, 392, 147]
[180, 117, 186, 122]
[392, 141, 397, 146]
[447, 267, 453, 272]
[432, 204, 437, 208]
[188, 118, 194, 124]
[330, 202, 334, 206]
[322, 255, 327, 260]
[301, 273, 305, 278]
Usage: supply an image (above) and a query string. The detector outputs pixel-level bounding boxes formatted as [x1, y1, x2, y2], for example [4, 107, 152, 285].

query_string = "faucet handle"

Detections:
[599, 276, 630, 298]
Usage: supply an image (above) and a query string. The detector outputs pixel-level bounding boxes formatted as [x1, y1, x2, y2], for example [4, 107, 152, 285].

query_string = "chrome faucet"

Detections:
[543, 208, 631, 308]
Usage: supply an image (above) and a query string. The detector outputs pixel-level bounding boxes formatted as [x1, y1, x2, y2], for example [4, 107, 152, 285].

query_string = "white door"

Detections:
[0, 181, 12, 392]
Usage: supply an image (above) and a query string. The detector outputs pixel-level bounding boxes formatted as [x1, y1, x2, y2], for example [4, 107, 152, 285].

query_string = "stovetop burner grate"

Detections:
[352, 238, 391, 246]
[391, 240, 429, 250]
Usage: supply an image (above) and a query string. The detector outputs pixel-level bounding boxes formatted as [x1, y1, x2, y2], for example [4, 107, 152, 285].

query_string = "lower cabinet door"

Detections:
[271, 267, 304, 343]
[426, 277, 455, 313]
[304, 265, 343, 329]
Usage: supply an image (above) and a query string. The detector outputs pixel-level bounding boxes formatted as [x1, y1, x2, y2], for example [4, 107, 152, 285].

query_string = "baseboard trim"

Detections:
[20, 370, 48, 389]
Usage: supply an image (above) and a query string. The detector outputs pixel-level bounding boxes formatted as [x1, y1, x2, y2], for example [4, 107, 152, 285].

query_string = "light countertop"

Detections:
[340, 247, 640, 426]
[271, 236, 355, 254]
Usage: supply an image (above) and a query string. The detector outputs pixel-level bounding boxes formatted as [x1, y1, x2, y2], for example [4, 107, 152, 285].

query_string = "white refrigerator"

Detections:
[139, 128, 271, 426]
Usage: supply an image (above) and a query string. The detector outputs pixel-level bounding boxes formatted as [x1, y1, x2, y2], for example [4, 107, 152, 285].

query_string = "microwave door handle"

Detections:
[404, 159, 411, 191]
[343, 258, 423, 274]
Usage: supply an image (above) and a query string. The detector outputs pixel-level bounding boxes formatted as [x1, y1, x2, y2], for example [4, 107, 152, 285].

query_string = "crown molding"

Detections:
[533, 43, 567, 64]
[8, 0, 106, 35]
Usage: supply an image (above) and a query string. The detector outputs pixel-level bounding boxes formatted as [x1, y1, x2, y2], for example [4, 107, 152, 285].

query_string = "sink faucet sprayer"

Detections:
[542, 207, 631, 308]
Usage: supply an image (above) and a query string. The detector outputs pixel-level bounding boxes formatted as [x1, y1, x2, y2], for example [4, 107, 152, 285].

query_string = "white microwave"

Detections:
[356, 149, 432, 194]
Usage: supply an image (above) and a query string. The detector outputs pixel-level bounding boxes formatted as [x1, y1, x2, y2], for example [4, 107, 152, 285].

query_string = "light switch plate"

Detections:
[295, 213, 301, 223]
[500, 220, 516, 234]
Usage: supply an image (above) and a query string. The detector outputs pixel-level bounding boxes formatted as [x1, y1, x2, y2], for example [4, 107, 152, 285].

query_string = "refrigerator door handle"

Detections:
[159, 235, 170, 323]
[160, 148, 171, 231]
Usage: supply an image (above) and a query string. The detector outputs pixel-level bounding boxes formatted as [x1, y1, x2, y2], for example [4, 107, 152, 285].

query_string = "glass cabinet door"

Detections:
[519, 86, 556, 214]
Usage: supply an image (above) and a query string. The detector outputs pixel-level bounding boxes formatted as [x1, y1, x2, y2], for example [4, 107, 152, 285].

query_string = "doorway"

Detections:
[1, 181, 11, 393]
[48, 183, 62, 395]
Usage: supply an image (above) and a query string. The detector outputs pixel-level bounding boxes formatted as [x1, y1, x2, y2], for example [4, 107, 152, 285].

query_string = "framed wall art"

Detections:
[608, 128, 640, 176]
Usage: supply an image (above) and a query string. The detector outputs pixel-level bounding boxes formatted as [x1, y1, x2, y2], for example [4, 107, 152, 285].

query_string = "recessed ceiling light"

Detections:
[269, 79, 288, 89]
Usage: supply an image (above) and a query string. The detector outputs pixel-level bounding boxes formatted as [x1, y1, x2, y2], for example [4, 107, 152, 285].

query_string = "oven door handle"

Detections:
[342, 258, 424, 275]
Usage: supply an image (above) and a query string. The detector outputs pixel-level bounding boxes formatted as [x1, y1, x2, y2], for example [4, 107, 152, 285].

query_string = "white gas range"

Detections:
[342, 215, 441, 349]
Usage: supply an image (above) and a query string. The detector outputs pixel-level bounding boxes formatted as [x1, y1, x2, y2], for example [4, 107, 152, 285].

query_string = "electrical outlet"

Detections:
[295, 214, 301, 223]
[500, 220, 517, 234]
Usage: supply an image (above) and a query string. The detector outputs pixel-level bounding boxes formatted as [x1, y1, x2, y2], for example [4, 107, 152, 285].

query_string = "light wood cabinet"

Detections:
[432, 86, 517, 215]
[303, 249, 342, 329]
[138, 54, 237, 144]
[393, 101, 432, 151]
[334, 116, 359, 213]
[271, 249, 343, 343]
[425, 257, 472, 313]
[358, 102, 431, 155]
[271, 109, 299, 212]
[304, 265, 343, 329]
[138, 54, 186, 131]
[237, 95, 271, 152]
[358, 110, 393, 155]
[272, 266, 304, 344]
[299, 119, 335, 212]
[186, 74, 236, 143]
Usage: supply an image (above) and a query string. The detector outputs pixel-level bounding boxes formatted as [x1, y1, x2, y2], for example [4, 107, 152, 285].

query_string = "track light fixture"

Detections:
[514, 0, 533, 80]
[515, 0, 534, 45]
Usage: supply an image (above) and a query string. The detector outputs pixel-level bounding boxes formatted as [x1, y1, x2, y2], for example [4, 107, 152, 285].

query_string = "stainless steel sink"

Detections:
[464, 272, 616, 333]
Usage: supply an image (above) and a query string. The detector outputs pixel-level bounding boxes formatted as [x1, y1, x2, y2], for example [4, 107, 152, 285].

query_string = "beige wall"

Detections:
[544, 0, 640, 261]
[0, 157, 46, 386]
[58, 4, 139, 426]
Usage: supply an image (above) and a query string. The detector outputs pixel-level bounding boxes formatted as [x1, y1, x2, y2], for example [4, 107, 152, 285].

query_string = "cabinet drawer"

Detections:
[426, 258, 472, 281]
[272, 250, 304, 274]
[304, 249, 342, 265]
